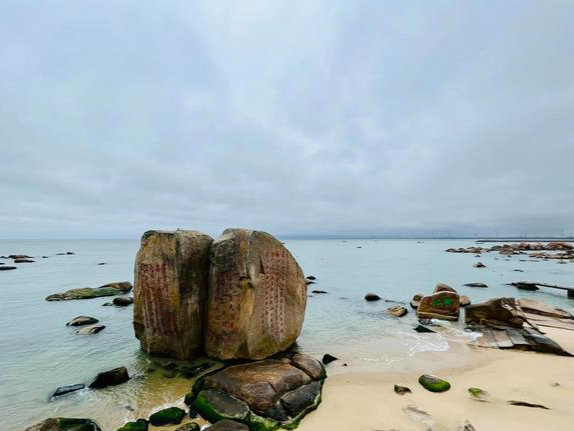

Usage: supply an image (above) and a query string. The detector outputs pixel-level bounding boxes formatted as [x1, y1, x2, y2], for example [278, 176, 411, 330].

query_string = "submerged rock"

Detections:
[52, 384, 85, 397]
[26, 418, 102, 431]
[205, 229, 307, 360]
[386, 305, 408, 317]
[134, 230, 213, 361]
[76, 325, 105, 335]
[66, 316, 99, 326]
[89, 366, 129, 389]
[418, 374, 451, 392]
[364, 293, 381, 301]
[207, 420, 249, 431]
[149, 407, 186, 426]
[189, 354, 325, 430]
[116, 419, 148, 431]
[417, 291, 460, 321]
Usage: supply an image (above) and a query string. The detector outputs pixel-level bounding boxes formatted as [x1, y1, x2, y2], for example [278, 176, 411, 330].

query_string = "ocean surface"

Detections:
[1, 238, 573, 431]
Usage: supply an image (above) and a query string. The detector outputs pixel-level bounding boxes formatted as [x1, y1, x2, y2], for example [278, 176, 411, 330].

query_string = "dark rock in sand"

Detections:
[473, 262, 486, 268]
[26, 418, 102, 431]
[463, 283, 488, 288]
[394, 384, 411, 395]
[311, 290, 328, 294]
[113, 297, 134, 306]
[364, 293, 381, 301]
[0, 266, 17, 271]
[76, 325, 105, 335]
[433, 282, 456, 293]
[417, 291, 460, 321]
[386, 305, 408, 317]
[116, 419, 148, 431]
[418, 374, 451, 392]
[507, 400, 549, 409]
[53, 384, 85, 397]
[14, 258, 35, 263]
[322, 353, 338, 365]
[89, 366, 130, 389]
[459, 421, 478, 431]
[66, 316, 99, 326]
[175, 423, 200, 431]
[413, 324, 436, 333]
[149, 407, 186, 426]
[207, 420, 249, 431]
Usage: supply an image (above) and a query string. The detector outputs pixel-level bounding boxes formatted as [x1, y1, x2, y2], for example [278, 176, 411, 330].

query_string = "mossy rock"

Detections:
[418, 374, 451, 392]
[175, 423, 200, 431]
[116, 419, 148, 431]
[193, 389, 250, 423]
[149, 407, 186, 426]
[27, 418, 102, 431]
[468, 387, 489, 401]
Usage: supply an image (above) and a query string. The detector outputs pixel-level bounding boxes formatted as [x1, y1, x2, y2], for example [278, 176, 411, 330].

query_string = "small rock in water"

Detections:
[322, 353, 338, 365]
[386, 306, 408, 317]
[89, 366, 130, 389]
[8, 254, 32, 259]
[418, 374, 451, 392]
[14, 258, 35, 263]
[513, 269, 524, 272]
[468, 387, 489, 402]
[52, 384, 85, 397]
[97, 262, 107, 265]
[207, 420, 249, 431]
[413, 324, 436, 333]
[463, 283, 488, 288]
[306, 275, 317, 280]
[149, 407, 186, 426]
[116, 419, 148, 431]
[394, 384, 412, 395]
[473, 262, 486, 268]
[364, 293, 381, 301]
[66, 316, 99, 326]
[76, 325, 105, 335]
[113, 297, 134, 306]
[102, 302, 113, 306]
[0, 266, 17, 271]
[507, 400, 549, 409]
[311, 290, 328, 294]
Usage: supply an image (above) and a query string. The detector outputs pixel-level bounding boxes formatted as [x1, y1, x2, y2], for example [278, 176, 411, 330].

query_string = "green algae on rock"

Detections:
[25, 417, 102, 431]
[149, 407, 186, 426]
[468, 387, 489, 401]
[116, 419, 148, 431]
[418, 374, 451, 392]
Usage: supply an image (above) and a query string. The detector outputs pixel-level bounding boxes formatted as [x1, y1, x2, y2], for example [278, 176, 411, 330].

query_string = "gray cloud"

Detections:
[1, 0, 574, 239]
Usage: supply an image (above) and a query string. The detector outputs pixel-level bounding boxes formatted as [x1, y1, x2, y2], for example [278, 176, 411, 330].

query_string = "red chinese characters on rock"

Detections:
[259, 249, 287, 340]
[138, 262, 177, 337]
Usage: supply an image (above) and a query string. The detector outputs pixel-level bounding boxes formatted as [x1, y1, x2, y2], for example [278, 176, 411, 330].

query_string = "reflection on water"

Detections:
[1, 238, 573, 430]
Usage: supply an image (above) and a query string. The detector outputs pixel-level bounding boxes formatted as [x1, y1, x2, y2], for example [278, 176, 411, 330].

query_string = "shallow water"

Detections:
[1, 238, 573, 430]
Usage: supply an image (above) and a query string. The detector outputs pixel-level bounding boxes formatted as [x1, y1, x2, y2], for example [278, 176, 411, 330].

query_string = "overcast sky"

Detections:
[1, 1, 574, 239]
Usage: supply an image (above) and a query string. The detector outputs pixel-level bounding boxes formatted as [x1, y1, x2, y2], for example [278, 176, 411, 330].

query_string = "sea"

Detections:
[1, 238, 573, 430]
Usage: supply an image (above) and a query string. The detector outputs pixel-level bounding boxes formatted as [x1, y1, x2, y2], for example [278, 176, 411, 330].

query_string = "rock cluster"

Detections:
[134, 228, 307, 361]
[446, 241, 574, 262]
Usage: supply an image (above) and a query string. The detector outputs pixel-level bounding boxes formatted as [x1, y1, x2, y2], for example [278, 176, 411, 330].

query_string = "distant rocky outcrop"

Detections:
[46, 282, 132, 301]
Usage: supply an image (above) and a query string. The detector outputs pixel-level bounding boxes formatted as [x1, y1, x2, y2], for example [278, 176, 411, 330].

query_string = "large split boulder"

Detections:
[188, 353, 325, 430]
[205, 229, 307, 360]
[134, 230, 213, 360]
[416, 291, 460, 321]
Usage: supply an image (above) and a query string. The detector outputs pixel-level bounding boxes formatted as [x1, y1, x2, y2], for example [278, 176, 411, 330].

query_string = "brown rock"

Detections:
[417, 291, 460, 321]
[386, 305, 408, 317]
[205, 229, 307, 360]
[464, 297, 525, 327]
[434, 282, 456, 293]
[410, 293, 423, 309]
[134, 230, 213, 361]
[459, 295, 471, 307]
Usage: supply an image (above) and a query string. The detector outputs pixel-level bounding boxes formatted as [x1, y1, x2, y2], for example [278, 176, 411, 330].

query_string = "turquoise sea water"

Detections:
[1, 239, 573, 430]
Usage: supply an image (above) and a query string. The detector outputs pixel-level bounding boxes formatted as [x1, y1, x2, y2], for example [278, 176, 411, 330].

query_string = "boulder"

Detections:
[416, 291, 460, 321]
[89, 366, 129, 389]
[433, 282, 456, 293]
[52, 384, 85, 397]
[207, 420, 249, 431]
[386, 306, 408, 317]
[113, 297, 134, 306]
[149, 407, 186, 426]
[190, 354, 325, 430]
[25, 418, 102, 431]
[464, 297, 525, 327]
[364, 293, 381, 301]
[46, 287, 125, 301]
[134, 230, 213, 361]
[66, 316, 99, 326]
[116, 419, 148, 431]
[76, 325, 105, 335]
[205, 229, 307, 360]
[418, 374, 451, 392]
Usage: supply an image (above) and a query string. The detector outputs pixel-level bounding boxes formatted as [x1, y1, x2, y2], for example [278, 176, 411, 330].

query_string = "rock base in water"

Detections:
[89, 366, 130, 389]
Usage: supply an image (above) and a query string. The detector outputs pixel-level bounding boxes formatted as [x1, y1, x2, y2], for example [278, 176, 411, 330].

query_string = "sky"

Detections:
[1, 1, 574, 239]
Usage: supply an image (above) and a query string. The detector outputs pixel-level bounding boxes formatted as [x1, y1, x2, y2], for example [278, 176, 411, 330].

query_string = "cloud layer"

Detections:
[1, 1, 574, 238]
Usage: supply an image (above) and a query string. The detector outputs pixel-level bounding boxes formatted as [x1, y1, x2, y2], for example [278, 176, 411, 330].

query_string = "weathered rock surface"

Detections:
[364, 293, 381, 301]
[386, 305, 408, 317]
[134, 230, 213, 361]
[89, 366, 129, 388]
[419, 374, 451, 392]
[149, 407, 186, 426]
[76, 325, 105, 335]
[465, 297, 525, 327]
[205, 229, 307, 360]
[207, 420, 249, 431]
[66, 316, 99, 326]
[417, 291, 460, 321]
[52, 384, 85, 397]
[25, 418, 102, 431]
[46, 282, 131, 301]
[189, 354, 325, 430]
